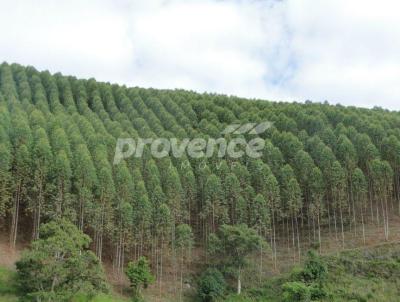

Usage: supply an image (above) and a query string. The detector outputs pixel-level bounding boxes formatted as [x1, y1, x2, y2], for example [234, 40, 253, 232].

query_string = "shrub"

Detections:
[302, 250, 327, 283]
[125, 257, 155, 302]
[282, 282, 311, 302]
[197, 268, 226, 302]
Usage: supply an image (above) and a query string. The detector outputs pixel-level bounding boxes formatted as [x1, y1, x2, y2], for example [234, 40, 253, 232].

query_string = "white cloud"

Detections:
[0, 0, 399, 109]
[283, 0, 400, 109]
[0, 0, 134, 82]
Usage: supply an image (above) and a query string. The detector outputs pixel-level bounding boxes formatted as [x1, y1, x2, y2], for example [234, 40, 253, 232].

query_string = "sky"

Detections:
[0, 0, 399, 110]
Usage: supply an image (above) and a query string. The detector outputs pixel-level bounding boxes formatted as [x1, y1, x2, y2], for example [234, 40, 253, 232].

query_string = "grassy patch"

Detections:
[232, 243, 400, 302]
[0, 267, 18, 302]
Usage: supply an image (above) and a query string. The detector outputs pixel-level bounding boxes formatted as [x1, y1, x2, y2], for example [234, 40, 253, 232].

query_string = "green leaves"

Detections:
[209, 224, 266, 269]
[197, 268, 226, 302]
[16, 219, 108, 301]
[176, 223, 194, 250]
[125, 257, 155, 300]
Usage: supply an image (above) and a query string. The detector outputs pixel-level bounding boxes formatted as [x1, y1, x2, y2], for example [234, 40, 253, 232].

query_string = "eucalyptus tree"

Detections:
[31, 127, 53, 240]
[381, 135, 400, 211]
[13, 66, 32, 105]
[280, 164, 302, 261]
[203, 174, 226, 236]
[176, 224, 194, 301]
[272, 131, 303, 164]
[92, 146, 116, 261]
[100, 84, 125, 124]
[331, 161, 347, 248]
[208, 224, 266, 295]
[352, 133, 379, 221]
[0, 63, 18, 102]
[133, 177, 152, 258]
[9, 144, 30, 247]
[56, 76, 77, 113]
[112, 161, 134, 275]
[264, 172, 280, 268]
[336, 134, 358, 230]
[73, 143, 97, 231]
[224, 172, 242, 225]
[293, 149, 316, 233]
[0, 141, 12, 222]
[41, 71, 64, 113]
[52, 150, 72, 218]
[250, 194, 270, 280]
[142, 158, 165, 258]
[49, 122, 73, 219]
[352, 168, 368, 244]
[262, 139, 285, 177]
[177, 158, 197, 225]
[162, 161, 184, 226]
[153, 203, 171, 296]
[9, 110, 32, 247]
[30, 73, 51, 114]
[369, 159, 393, 240]
[71, 79, 91, 115]
[309, 167, 325, 252]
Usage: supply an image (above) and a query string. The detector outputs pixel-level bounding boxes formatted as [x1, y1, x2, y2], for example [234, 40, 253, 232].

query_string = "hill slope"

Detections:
[1, 62, 400, 299]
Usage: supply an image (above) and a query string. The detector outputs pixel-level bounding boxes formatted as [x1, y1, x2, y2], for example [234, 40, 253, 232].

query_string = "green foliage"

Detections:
[125, 257, 155, 301]
[302, 251, 328, 284]
[16, 219, 108, 301]
[287, 251, 327, 300]
[282, 282, 311, 302]
[197, 268, 226, 302]
[209, 224, 265, 270]
[209, 224, 267, 294]
[176, 223, 194, 250]
[0, 267, 18, 301]
[226, 244, 400, 302]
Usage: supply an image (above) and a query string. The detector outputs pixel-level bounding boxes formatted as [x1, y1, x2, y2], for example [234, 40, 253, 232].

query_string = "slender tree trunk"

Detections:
[291, 214, 296, 262]
[159, 235, 163, 300]
[327, 199, 332, 237]
[361, 206, 366, 245]
[383, 191, 390, 240]
[272, 211, 277, 270]
[312, 216, 316, 242]
[286, 217, 290, 254]
[180, 249, 184, 302]
[237, 268, 242, 295]
[79, 195, 84, 231]
[10, 182, 21, 248]
[307, 209, 312, 245]
[260, 228, 263, 284]
[333, 207, 338, 241]
[295, 215, 301, 261]
[352, 193, 357, 237]
[317, 211, 322, 254]
[339, 204, 345, 249]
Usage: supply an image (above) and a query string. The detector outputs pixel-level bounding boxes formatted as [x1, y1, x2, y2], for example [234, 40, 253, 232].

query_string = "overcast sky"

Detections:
[1, 0, 399, 110]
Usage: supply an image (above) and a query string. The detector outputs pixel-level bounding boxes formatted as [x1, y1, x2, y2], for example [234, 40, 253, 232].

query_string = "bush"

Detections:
[282, 282, 311, 302]
[302, 250, 327, 283]
[125, 257, 154, 302]
[197, 268, 226, 302]
[308, 283, 326, 300]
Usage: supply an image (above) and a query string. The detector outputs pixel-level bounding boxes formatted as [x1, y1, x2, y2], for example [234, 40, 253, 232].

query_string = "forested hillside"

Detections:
[1, 62, 400, 300]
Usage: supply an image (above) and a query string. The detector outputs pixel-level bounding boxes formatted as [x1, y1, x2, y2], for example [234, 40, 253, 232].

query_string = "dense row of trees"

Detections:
[1, 62, 400, 288]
